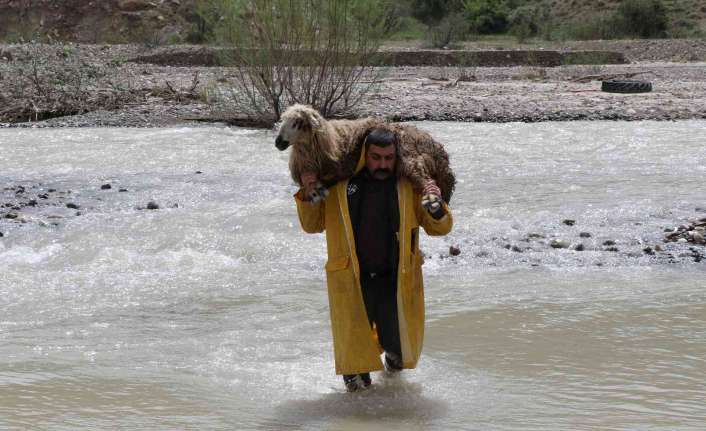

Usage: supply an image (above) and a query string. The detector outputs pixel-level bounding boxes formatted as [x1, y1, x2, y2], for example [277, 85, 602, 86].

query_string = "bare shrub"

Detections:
[0, 42, 143, 123]
[199, 0, 387, 124]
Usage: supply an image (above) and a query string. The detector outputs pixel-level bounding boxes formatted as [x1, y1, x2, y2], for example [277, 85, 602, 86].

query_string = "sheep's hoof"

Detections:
[422, 194, 441, 212]
[309, 183, 329, 203]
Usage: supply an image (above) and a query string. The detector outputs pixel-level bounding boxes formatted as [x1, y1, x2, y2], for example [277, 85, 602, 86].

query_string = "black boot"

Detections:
[343, 373, 371, 392]
[384, 352, 403, 373]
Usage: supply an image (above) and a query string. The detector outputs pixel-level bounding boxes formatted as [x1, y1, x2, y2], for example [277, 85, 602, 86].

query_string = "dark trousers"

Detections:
[360, 272, 402, 359]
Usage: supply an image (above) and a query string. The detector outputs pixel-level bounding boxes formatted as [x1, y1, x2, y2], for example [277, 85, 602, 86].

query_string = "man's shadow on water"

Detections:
[267, 374, 448, 429]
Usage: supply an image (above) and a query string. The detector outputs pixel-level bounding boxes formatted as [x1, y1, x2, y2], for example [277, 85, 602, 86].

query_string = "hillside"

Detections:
[540, 0, 705, 34]
[0, 0, 201, 43]
[0, 0, 703, 44]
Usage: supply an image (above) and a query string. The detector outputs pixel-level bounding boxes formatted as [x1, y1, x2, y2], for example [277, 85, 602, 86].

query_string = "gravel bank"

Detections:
[1, 41, 705, 128]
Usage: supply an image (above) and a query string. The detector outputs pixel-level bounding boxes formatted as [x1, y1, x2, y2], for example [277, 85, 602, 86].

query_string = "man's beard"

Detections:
[371, 168, 392, 180]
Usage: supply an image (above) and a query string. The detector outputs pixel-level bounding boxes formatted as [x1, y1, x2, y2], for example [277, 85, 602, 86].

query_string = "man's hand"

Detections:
[301, 172, 318, 201]
[422, 180, 444, 216]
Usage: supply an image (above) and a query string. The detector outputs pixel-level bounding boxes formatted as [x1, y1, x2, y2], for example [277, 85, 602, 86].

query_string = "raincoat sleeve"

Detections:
[415, 196, 453, 236]
[294, 190, 325, 233]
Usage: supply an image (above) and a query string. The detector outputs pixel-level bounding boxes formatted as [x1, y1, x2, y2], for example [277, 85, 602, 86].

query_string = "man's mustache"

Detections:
[373, 168, 392, 176]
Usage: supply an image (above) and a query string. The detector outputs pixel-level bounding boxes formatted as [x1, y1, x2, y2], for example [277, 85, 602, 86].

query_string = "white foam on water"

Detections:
[0, 244, 63, 265]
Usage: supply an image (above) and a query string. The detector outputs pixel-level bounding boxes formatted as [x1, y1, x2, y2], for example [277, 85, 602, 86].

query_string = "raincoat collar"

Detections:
[354, 144, 367, 174]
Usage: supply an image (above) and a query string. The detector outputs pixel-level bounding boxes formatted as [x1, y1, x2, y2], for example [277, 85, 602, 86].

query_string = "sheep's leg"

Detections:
[309, 181, 330, 203]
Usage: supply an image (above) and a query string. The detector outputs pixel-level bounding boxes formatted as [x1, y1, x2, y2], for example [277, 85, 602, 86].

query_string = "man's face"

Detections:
[365, 143, 396, 180]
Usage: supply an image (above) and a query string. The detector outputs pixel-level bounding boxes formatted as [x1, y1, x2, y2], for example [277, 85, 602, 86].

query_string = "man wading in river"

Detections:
[294, 128, 453, 392]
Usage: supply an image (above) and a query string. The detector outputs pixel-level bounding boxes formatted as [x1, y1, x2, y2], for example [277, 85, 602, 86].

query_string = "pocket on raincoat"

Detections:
[325, 256, 356, 302]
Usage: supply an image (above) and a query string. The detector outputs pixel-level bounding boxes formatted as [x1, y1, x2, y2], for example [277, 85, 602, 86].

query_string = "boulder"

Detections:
[550, 239, 570, 249]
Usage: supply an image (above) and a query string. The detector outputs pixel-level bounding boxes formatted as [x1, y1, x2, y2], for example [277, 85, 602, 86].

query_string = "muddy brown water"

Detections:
[1, 121, 705, 430]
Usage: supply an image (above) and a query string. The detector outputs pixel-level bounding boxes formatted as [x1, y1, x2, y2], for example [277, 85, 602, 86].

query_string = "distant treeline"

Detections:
[385, 0, 701, 45]
[193, 0, 702, 48]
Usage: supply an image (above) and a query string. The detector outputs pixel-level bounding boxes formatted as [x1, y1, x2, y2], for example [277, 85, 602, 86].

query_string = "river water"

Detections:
[1, 121, 705, 430]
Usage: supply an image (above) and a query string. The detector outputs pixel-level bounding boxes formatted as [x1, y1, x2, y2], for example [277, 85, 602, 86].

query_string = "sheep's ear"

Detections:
[304, 111, 321, 131]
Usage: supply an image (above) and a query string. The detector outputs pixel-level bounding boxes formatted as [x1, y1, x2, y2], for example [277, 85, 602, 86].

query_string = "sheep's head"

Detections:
[275, 104, 323, 151]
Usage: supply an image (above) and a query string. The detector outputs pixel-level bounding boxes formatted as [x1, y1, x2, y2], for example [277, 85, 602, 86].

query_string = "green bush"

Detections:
[388, 16, 427, 40]
[562, 12, 624, 40]
[666, 18, 705, 38]
[616, 0, 667, 38]
[508, 2, 551, 42]
[463, 0, 509, 34]
[423, 12, 468, 49]
[412, 0, 464, 25]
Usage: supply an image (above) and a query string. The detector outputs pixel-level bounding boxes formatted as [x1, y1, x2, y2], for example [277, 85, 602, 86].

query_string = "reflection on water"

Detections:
[1, 122, 705, 430]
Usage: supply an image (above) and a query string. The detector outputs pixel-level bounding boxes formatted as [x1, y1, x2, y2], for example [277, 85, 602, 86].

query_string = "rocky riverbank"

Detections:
[1, 41, 706, 128]
[2, 180, 704, 265]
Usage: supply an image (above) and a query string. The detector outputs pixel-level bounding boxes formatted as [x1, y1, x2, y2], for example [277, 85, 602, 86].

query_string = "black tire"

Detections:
[601, 79, 652, 94]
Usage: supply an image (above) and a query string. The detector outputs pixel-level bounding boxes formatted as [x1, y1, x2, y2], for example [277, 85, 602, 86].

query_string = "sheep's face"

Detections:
[275, 105, 321, 151]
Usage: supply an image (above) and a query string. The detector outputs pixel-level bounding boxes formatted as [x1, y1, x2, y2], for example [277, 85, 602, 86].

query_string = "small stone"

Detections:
[0, 231, 4, 237]
[511, 245, 523, 253]
[66, 203, 79, 209]
[654, 244, 663, 252]
[5, 213, 18, 219]
[101, 184, 112, 190]
[643, 247, 655, 255]
[26, 199, 38, 207]
[602, 240, 616, 246]
[527, 233, 545, 239]
[146, 201, 160, 210]
[605, 246, 619, 252]
[579, 232, 592, 238]
[119, 188, 128, 192]
[195, 171, 203, 174]
[38, 194, 48, 199]
[562, 219, 576, 226]
[665, 231, 680, 240]
[677, 238, 688, 243]
[449, 245, 461, 256]
[48, 189, 56, 193]
[550, 239, 570, 249]
[574, 243, 585, 251]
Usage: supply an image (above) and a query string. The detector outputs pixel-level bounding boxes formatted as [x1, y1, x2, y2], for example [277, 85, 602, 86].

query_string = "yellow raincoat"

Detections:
[294, 149, 453, 375]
